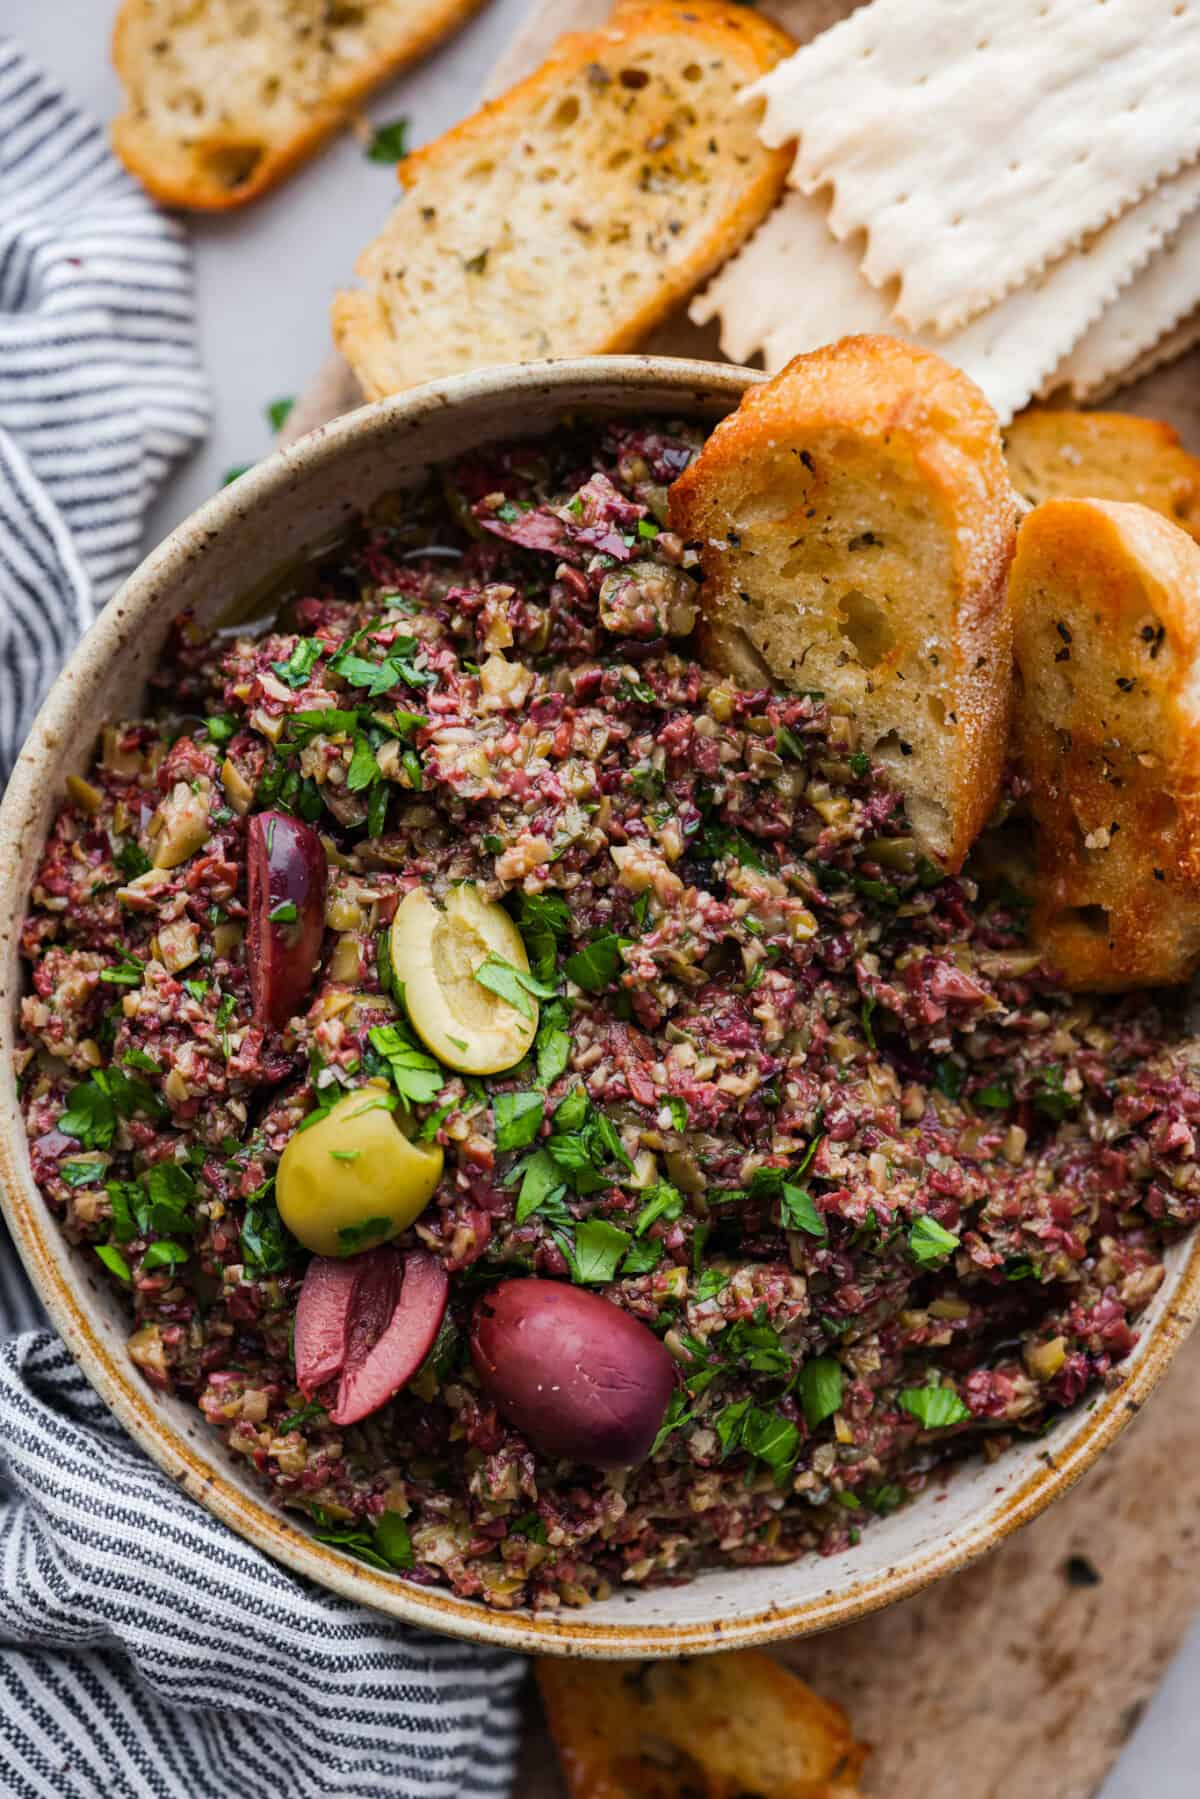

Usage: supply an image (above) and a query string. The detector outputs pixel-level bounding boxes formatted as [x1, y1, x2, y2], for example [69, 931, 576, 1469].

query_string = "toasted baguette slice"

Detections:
[537, 1651, 867, 1799]
[1011, 497, 1200, 989]
[1005, 409, 1200, 544]
[332, 1, 795, 398]
[670, 335, 1018, 870]
[111, 0, 483, 210]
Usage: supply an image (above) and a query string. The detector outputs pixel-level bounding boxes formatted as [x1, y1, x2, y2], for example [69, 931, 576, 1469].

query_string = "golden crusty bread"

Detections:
[332, 1, 795, 399]
[537, 1650, 867, 1799]
[670, 335, 1019, 871]
[1004, 409, 1200, 544]
[1011, 497, 1200, 990]
[111, 0, 483, 210]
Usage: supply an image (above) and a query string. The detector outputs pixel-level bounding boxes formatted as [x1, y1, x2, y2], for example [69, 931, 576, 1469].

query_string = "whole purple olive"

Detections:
[470, 1278, 676, 1468]
[246, 810, 328, 1030]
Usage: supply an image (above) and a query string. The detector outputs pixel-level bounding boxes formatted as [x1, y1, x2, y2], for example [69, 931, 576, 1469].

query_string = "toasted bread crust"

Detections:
[332, 1, 795, 398]
[670, 335, 1018, 870]
[1004, 409, 1200, 544]
[1011, 496, 1200, 989]
[537, 1650, 867, 1798]
[111, 0, 484, 210]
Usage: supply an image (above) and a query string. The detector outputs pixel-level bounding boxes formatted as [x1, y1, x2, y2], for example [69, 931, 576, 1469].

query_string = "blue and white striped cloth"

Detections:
[0, 40, 524, 1798]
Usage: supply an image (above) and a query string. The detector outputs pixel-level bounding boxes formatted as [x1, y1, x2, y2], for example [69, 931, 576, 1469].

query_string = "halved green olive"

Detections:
[390, 883, 537, 1075]
[276, 1086, 443, 1258]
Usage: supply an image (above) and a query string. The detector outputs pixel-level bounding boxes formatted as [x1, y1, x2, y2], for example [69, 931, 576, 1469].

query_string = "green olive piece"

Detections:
[276, 1086, 444, 1258]
[390, 883, 538, 1076]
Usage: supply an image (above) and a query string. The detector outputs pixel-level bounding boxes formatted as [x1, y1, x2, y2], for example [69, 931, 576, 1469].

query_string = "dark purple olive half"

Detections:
[295, 1247, 448, 1427]
[246, 810, 327, 1030]
[470, 1278, 675, 1468]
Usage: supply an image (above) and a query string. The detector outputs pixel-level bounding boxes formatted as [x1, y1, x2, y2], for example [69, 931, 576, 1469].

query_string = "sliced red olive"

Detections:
[293, 1246, 448, 1427]
[246, 810, 328, 1030]
[294, 1256, 358, 1393]
[470, 1278, 675, 1468]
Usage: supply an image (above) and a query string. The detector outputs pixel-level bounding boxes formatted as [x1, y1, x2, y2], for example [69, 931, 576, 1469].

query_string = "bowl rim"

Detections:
[3, 352, 1199, 1659]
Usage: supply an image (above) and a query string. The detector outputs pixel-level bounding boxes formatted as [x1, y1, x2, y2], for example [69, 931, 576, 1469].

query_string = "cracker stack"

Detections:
[694, 0, 1200, 422]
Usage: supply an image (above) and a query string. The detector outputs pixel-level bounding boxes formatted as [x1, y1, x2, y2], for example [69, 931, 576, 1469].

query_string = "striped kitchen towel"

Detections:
[0, 39, 525, 1799]
[0, 34, 209, 779]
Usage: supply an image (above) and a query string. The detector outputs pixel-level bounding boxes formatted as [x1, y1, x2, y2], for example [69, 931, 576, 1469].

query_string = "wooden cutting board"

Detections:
[290, 3, 1200, 1790]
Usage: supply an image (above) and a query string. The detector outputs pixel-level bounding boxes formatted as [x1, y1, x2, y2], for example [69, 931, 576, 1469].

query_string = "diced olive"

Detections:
[276, 1087, 443, 1258]
[390, 882, 537, 1075]
[66, 773, 104, 814]
[597, 561, 697, 639]
[149, 778, 212, 868]
[863, 835, 918, 874]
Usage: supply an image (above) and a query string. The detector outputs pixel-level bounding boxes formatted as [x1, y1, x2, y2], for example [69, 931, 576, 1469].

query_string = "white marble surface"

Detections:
[9, 0, 1200, 1791]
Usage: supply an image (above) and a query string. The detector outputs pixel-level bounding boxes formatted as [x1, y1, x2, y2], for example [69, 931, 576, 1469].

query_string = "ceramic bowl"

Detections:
[3, 356, 1198, 1659]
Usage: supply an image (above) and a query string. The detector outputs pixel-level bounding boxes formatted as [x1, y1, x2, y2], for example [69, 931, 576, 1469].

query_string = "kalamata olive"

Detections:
[294, 1246, 448, 1427]
[470, 1278, 675, 1468]
[276, 1087, 443, 1257]
[246, 810, 328, 1029]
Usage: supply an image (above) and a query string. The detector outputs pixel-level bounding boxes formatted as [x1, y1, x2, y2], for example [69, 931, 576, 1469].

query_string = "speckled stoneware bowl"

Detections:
[3, 356, 1199, 1658]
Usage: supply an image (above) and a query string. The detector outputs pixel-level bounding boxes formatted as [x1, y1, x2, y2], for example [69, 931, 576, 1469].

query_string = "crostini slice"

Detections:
[111, 0, 484, 210]
[1004, 409, 1200, 544]
[332, 0, 795, 398]
[669, 335, 1019, 870]
[1011, 496, 1200, 990]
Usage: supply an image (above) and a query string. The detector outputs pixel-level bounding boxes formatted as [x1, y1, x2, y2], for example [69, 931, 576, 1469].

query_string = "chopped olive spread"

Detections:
[17, 418, 1200, 1609]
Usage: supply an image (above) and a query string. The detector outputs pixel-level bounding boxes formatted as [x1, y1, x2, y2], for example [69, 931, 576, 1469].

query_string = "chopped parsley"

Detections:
[908, 1214, 961, 1267]
[337, 1216, 393, 1253]
[366, 116, 409, 163]
[368, 1025, 445, 1106]
[272, 637, 322, 690]
[898, 1383, 971, 1429]
[473, 953, 555, 1021]
[493, 1090, 544, 1153]
[564, 931, 628, 993]
[798, 1356, 842, 1430]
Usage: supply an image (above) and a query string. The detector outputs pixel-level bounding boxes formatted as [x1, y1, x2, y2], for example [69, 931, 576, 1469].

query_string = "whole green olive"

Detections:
[276, 1085, 444, 1258]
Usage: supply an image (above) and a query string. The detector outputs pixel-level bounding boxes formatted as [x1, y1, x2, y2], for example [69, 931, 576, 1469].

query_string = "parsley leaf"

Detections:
[635, 1182, 684, 1236]
[898, 1383, 971, 1429]
[494, 1091, 544, 1153]
[267, 397, 294, 432]
[571, 1218, 631, 1284]
[534, 998, 571, 1088]
[241, 1182, 291, 1272]
[513, 1147, 567, 1224]
[1033, 1064, 1079, 1122]
[908, 1214, 961, 1267]
[621, 1236, 664, 1275]
[141, 1239, 188, 1271]
[272, 637, 322, 690]
[798, 1356, 842, 1430]
[346, 734, 381, 792]
[58, 1080, 116, 1148]
[337, 1216, 394, 1253]
[366, 117, 409, 163]
[513, 891, 571, 983]
[94, 1244, 131, 1283]
[368, 1025, 445, 1105]
[564, 931, 628, 993]
[650, 1390, 693, 1455]
[99, 952, 144, 988]
[779, 1183, 826, 1239]
[474, 953, 555, 1021]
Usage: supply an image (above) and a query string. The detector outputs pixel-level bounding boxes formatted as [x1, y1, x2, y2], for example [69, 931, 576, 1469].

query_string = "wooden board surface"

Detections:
[291, 3, 1200, 1791]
